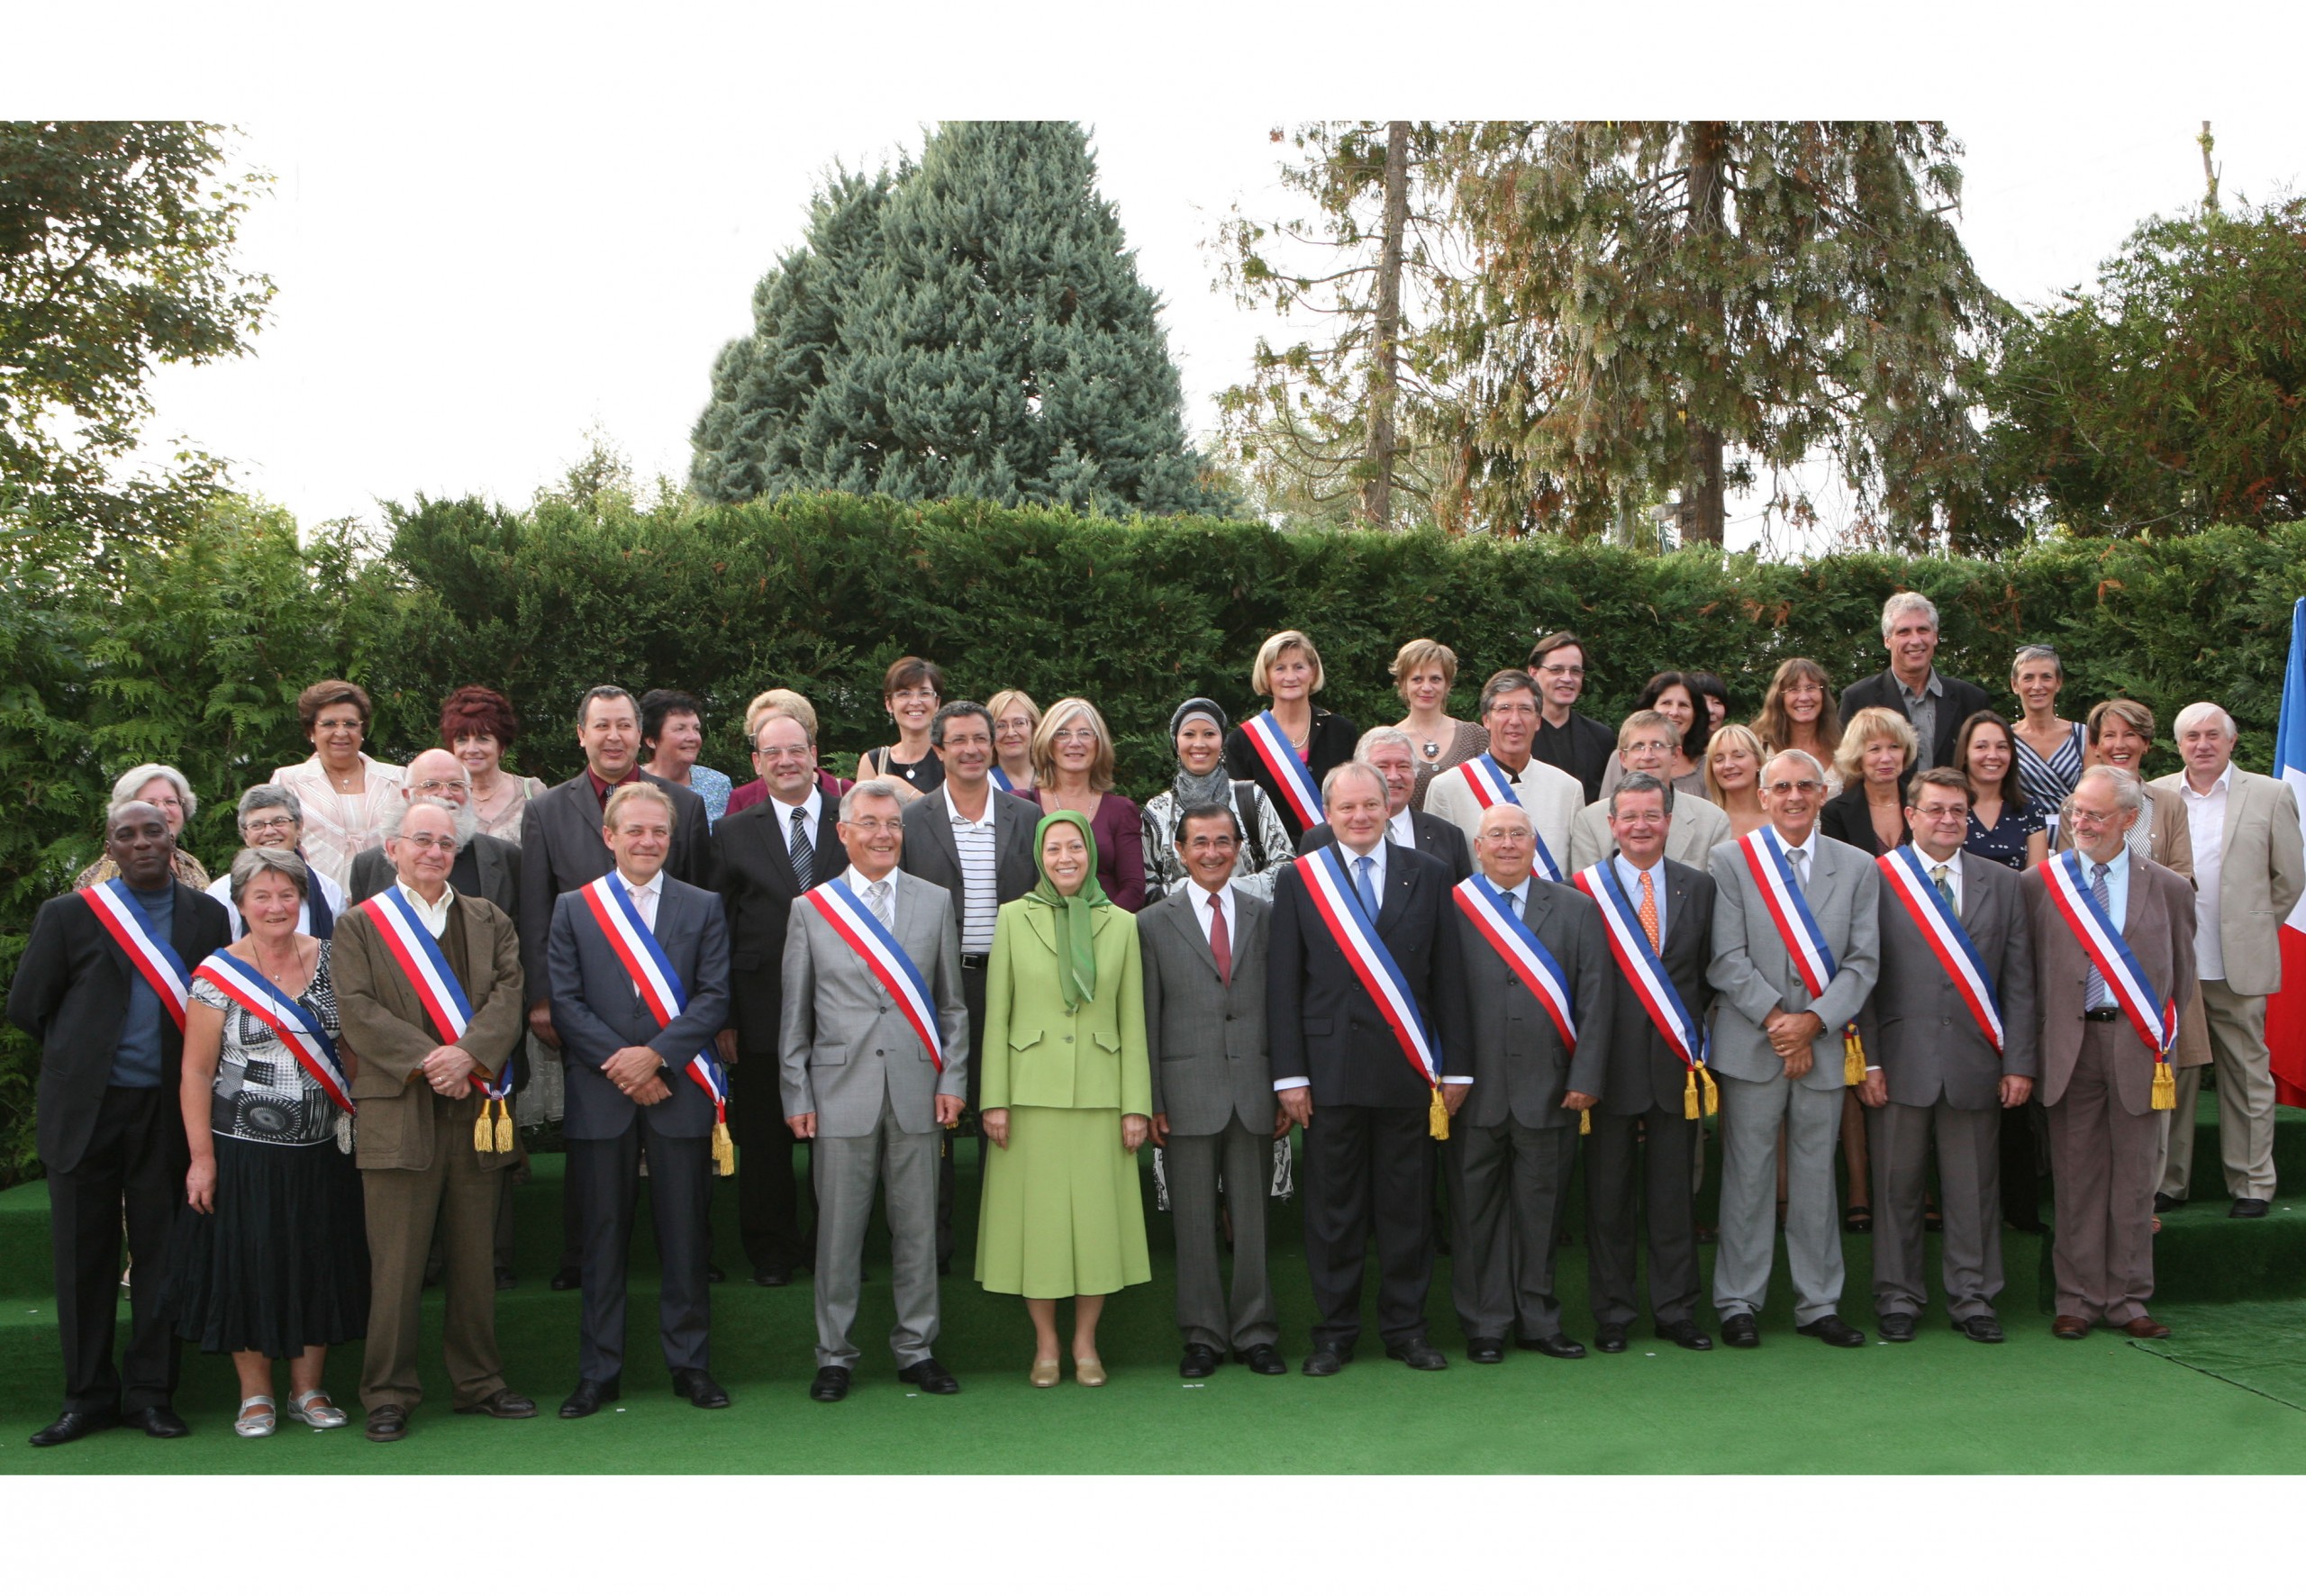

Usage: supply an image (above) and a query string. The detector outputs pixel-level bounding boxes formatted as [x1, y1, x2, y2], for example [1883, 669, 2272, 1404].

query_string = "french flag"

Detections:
[2263, 597, 2306, 1108]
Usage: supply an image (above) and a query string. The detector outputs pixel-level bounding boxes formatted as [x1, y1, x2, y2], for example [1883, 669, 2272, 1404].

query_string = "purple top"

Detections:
[1051, 793, 1147, 911]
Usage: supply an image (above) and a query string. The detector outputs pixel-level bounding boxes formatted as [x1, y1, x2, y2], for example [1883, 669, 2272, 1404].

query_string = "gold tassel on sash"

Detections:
[1579, 1108, 1591, 1136]
[713, 1117, 737, 1176]
[473, 1099, 494, 1154]
[1684, 1068, 1699, 1120]
[1700, 1065, 1719, 1117]
[1429, 1086, 1450, 1142]
[494, 1098, 514, 1153]
[1841, 1024, 1866, 1086]
[1683, 1064, 1720, 1120]
[2151, 1053, 2177, 1111]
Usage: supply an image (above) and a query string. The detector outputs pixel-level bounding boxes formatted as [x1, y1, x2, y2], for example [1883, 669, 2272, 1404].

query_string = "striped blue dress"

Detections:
[2013, 722, 2085, 812]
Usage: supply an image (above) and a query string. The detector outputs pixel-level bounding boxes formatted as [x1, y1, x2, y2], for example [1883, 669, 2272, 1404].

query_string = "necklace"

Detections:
[1421, 740, 1440, 762]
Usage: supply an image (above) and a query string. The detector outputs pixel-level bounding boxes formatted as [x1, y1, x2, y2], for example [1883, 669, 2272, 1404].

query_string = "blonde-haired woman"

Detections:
[1222, 629, 1359, 847]
[1751, 659, 1845, 797]
[1704, 723, 1770, 838]
[1389, 639, 1487, 809]
[1819, 706, 1916, 858]
[1032, 697, 1146, 910]
[987, 689, 1042, 795]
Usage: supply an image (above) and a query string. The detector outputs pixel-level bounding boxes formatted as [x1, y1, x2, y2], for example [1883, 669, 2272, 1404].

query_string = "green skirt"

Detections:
[976, 1106, 1151, 1298]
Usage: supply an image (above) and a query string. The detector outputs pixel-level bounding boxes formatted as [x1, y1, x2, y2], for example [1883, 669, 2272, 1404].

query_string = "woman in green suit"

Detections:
[977, 812, 1153, 1387]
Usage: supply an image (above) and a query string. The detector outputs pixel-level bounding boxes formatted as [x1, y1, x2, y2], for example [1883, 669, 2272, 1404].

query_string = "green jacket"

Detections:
[980, 896, 1152, 1115]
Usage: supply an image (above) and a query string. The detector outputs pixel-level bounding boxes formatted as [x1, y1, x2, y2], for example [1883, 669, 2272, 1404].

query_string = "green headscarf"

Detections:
[1027, 810, 1110, 1011]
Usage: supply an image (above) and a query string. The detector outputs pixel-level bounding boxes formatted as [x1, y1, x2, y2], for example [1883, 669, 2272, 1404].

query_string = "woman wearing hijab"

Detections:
[976, 812, 1153, 1388]
[1139, 698, 1295, 904]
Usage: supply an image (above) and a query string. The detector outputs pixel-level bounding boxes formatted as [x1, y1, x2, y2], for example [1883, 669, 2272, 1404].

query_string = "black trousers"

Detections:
[567, 1119, 713, 1382]
[50, 1085, 185, 1413]
[1302, 1104, 1435, 1349]
[1584, 1109, 1702, 1331]
[936, 960, 989, 1270]
[2001, 1100, 2046, 1228]
[731, 1050, 812, 1272]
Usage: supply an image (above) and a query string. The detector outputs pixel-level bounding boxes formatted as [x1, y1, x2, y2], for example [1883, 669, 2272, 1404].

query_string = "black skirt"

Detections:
[162, 1136, 371, 1357]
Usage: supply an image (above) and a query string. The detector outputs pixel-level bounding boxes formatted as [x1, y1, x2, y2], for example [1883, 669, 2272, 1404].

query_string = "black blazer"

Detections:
[1300, 811, 1473, 883]
[7, 884, 231, 1172]
[1266, 841, 1468, 1109]
[1588, 856, 1716, 1119]
[1224, 704, 1361, 848]
[517, 770, 713, 1005]
[711, 777, 850, 1053]
[347, 831, 520, 920]
[1819, 782, 1910, 858]
[1535, 710, 1617, 806]
[1838, 669, 1993, 769]
[900, 784, 1042, 911]
[548, 875, 731, 1140]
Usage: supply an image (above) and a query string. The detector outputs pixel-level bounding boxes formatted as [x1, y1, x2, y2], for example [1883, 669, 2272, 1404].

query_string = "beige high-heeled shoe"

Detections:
[1074, 1355, 1107, 1388]
[1030, 1356, 1061, 1388]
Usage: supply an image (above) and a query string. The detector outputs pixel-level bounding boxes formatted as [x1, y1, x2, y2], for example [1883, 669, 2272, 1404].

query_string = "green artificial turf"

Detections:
[2128, 1298, 2306, 1411]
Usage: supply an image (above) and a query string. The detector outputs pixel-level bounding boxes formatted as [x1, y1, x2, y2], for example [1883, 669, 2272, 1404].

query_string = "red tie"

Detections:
[1208, 893, 1232, 986]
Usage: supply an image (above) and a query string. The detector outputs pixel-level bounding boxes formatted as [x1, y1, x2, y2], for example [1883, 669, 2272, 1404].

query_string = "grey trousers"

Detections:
[1868, 1099, 2002, 1321]
[2048, 1026, 2160, 1326]
[2157, 980, 2277, 1202]
[813, 1110, 940, 1370]
[1713, 1073, 1846, 1324]
[1167, 1120, 1279, 1352]
[1447, 1116, 1578, 1340]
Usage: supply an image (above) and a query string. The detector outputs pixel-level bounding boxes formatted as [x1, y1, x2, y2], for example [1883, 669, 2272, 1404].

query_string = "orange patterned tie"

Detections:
[1637, 868, 1661, 952]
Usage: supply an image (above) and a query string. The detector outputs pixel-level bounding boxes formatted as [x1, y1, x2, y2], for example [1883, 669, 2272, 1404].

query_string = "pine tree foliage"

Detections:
[691, 122, 1226, 516]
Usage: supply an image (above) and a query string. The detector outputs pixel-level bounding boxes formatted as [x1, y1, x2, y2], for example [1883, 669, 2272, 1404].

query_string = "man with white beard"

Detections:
[348, 748, 520, 920]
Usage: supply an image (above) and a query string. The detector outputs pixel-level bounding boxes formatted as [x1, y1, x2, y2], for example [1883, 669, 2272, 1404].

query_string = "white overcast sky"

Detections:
[29, 1, 2306, 554]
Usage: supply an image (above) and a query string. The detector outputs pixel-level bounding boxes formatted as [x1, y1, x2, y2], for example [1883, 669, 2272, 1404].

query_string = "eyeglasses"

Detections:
[1622, 739, 1674, 757]
[1764, 780, 1825, 796]
[755, 743, 811, 760]
[241, 814, 295, 836]
[1910, 803, 1969, 821]
[843, 817, 902, 833]
[2069, 806, 2124, 827]
[395, 831, 457, 854]
[1535, 664, 1585, 678]
[411, 777, 470, 796]
[1051, 728, 1097, 744]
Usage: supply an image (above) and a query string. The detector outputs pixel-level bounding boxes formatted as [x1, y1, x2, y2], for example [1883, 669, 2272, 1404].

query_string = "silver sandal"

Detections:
[234, 1395, 277, 1438]
[289, 1388, 349, 1428]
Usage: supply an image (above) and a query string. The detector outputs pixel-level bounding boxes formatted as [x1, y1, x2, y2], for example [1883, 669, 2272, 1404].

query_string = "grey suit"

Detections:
[1861, 851, 2038, 1323]
[778, 869, 970, 1371]
[1707, 829, 1881, 1325]
[1446, 876, 1613, 1341]
[1139, 887, 1279, 1353]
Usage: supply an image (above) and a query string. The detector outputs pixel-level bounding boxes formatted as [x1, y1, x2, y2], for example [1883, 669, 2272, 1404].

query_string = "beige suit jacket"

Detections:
[1567, 790, 1731, 875]
[1423, 756, 1584, 874]
[2149, 766, 2306, 997]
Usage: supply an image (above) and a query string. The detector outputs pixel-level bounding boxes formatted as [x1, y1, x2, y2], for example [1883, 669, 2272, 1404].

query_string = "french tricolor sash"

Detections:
[803, 878, 945, 1072]
[1452, 876, 1575, 1051]
[1573, 861, 1717, 1120]
[1242, 711, 1324, 831]
[360, 886, 515, 1151]
[1294, 848, 1448, 1139]
[579, 874, 735, 1172]
[1457, 754, 1564, 881]
[1877, 848, 2005, 1054]
[194, 950, 355, 1116]
[1740, 830, 1838, 998]
[2039, 852, 2177, 1065]
[79, 878, 190, 1030]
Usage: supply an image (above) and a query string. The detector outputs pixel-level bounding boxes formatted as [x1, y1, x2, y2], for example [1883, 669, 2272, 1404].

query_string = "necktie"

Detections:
[2084, 862, 2111, 1008]
[868, 878, 894, 930]
[788, 804, 814, 884]
[1930, 863, 1955, 911]
[1208, 893, 1232, 985]
[1787, 846, 1808, 890]
[1353, 853, 1376, 919]
[1638, 869, 1661, 952]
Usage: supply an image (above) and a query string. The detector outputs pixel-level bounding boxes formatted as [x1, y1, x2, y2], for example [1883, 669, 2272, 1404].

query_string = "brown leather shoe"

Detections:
[454, 1388, 538, 1419]
[2050, 1316, 2091, 1340]
[2120, 1315, 2172, 1339]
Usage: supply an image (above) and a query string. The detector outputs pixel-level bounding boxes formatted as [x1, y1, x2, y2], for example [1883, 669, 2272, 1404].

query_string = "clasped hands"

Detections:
[602, 1045, 672, 1105]
[1762, 1005, 1826, 1078]
[786, 1094, 965, 1141]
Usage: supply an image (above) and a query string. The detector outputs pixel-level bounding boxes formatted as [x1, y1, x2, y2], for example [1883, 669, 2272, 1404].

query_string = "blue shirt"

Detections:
[1610, 854, 1668, 945]
[110, 884, 174, 1089]
[2082, 846, 2131, 936]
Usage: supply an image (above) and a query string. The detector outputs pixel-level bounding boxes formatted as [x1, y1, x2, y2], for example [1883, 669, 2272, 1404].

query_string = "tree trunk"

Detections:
[1679, 122, 1729, 547]
[1358, 121, 1411, 528]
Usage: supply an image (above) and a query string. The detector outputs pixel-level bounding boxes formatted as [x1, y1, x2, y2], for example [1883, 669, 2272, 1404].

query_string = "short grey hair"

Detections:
[1880, 591, 1938, 639]
[1609, 770, 1677, 817]
[2011, 644, 2064, 678]
[236, 783, 303, 827]
[228, 845, 309, 905]
[2172, 702, 2238, 740]
[1355, 726, 1416, 762]
[1474, 803, 1532, 837]
[840, 778, 906, 822]
[1320, 760, 1387, 808]
[1762, 748, 1828, 788]
[111, 763, 196, 821]
[2075, 764, 2145, 819]
[383, 793, 475, 849]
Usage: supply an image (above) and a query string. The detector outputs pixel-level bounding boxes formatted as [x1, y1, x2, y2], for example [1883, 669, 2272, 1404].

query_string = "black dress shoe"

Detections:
[899, 1356, 960, 1394]
[495, 1266, 517, 1292]
[1878, 1312, 1918, 1343]
[455, 1388, 539, 1419]
[1798, 1314, 1867, 1348]
[810, 1366, 852, 1402]
[1656, 1321, 1713, 1351]
[1466, 1338, 1505, 1364]
[128, 1405, 189, 1438]
[753, 1263, 794, 1288]
[29, 1409, 118, 1447]
[2229, 1198, 2271, 1219]
[1957, 1314, 2007, 1344]
[1236, 1344, 1288, 1375]
[1516, 1333, 1586, 1360]
[1594, 1327, 1630, 1354]
[1178, 1342, 1222, 1379]
[673, 1368, 731, 1409]
[558, 1377, 618, 1419]
[365, 1403, 410, 1441]
[549, 1265, 582, 1292]
[1301, 1342, 1354, 1377]
[705, 1265, 726, 1284]
[1720, 1313, 1761, 1349]
[2154, 1192, 2185, 1214]
[1386, 1338, 1448, 1371]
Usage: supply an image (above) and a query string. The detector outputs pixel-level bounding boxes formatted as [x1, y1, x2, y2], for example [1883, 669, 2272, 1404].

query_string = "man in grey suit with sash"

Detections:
[1445, 803, 1612, 1364]
[1708, 748, 1880, 1350]
[547, 783, 731, 1417]
[1139, 801, 1287, 1379]
[1857, 767, 2038, 1345]
[781, 781, 970, 1403]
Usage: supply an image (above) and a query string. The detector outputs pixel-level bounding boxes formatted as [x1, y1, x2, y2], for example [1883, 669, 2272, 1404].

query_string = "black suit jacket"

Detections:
[1819, 782, 1910, 858]
[1224, 704, 1361, 848]
[548, 875, 731, 1140]
[518, 770, 712, 1005]
[1588, 855, 1716, 1119]
[1838, 669, 1993, 769]
[711, 777, 850, 1052]
[7, 884, 232, 1172]
[1535, 710, 1617, 805]
[1301, 812, 1473, 883]
[347, 831, 520, 920]
[900, 784, 1042, 911]
[1267, 841, 1468, 1109]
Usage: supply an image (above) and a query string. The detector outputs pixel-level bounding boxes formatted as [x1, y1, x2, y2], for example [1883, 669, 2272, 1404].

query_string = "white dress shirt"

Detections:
[2181, 766, 2230, 978]
[616, 869, 660, 932]
[1386, 808, 1418, 850]
[395, 877, 457, 938]
[843, 864, 898, 927]
[769, 788, 822, 856]
[1190, 879, 1240, 948]
[1770, 825, 1818, 889]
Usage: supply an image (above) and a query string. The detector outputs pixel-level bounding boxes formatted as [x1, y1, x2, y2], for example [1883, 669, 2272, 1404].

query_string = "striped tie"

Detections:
[2084, 862, 2111, 1009]
[788, 804, 813, 884]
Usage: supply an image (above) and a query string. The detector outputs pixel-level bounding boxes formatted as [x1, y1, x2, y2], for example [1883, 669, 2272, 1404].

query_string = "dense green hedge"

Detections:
[4, 492, 2301, 1182]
